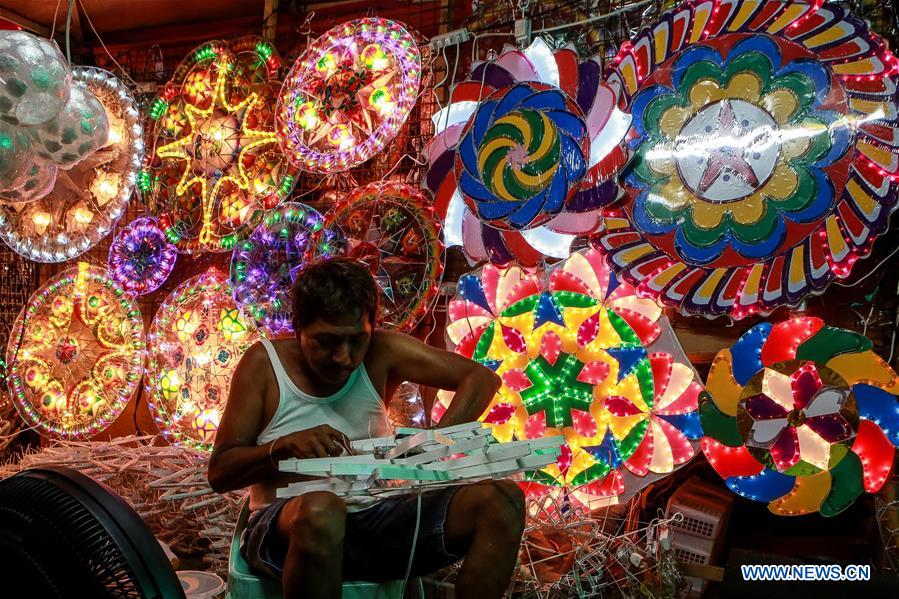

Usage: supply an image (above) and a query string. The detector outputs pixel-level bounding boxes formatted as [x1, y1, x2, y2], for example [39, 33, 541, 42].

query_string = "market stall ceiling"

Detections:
[0, 0, 267, 40]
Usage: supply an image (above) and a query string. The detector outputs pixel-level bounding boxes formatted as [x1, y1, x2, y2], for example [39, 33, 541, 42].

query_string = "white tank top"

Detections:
[249, 339, 391, 511]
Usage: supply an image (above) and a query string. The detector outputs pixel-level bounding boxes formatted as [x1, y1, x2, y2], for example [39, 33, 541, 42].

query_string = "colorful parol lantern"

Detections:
[143, 37, 297, 253]
[700, 317, 899, 516]
[0, 67, 143, 262]
[597, 0, 899, 319]
[441, 248, 703, 506]
[108, 217, 178, 295]
[321, 181, 443, 331]
[276, 18, 422, 173]
[5, 263, 145, 439]
[425, 37, 630, 267]
[147, 268, 263, 449]
[230, 202, 337, 334]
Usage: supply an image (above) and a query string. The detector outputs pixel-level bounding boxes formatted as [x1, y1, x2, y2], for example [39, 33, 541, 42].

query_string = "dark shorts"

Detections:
[240, 488, 463, 583]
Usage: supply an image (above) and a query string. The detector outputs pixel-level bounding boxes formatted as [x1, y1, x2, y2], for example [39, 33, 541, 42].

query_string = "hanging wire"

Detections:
[76, 0, 141, 88]
[65, 0, 75, 64]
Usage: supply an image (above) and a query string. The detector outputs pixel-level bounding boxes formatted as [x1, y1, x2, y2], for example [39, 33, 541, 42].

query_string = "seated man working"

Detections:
[208, 257, 525, 599]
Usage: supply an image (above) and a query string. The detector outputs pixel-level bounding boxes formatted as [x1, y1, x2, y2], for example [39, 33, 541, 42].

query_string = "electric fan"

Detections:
[0, 466, 186, 598]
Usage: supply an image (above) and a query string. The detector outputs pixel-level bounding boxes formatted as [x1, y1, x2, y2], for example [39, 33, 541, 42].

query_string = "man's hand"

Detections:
[273, 424, 352, 460]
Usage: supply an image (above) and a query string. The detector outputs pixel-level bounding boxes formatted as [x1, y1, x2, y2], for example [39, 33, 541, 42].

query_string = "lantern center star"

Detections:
[520, 352, 594, 429]
[675, 99, 780, 203]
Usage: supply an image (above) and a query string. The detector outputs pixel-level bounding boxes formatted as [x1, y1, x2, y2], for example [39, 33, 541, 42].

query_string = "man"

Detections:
[208, 257, 525, 599]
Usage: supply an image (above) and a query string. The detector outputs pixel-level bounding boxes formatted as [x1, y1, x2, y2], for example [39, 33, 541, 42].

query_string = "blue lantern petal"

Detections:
[459, 170, 498, 203]
[519, 89, 569, 113]
[546, 109, 587, 143]
[506, 192, 547, 229]
[458, 274, 491, 313]
[541, 158, 569, 215]
[658, 412, 703, 440]
[729, 36, 782, 71]
[471, 99, 499, 145]
[559, 133, 586, 183]
[854, 383, 899, 445]
[493, 83, 537, 119]
[730, 323, 772, 386]
[726, 469, 796, 503]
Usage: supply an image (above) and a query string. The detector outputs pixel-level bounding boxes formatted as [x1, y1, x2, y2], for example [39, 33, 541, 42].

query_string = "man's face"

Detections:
[297, 310, 372, 386]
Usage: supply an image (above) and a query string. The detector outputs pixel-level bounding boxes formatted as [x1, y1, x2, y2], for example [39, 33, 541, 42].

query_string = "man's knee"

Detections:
[286, 491, 347, 548]
[471, 480, 526, 536]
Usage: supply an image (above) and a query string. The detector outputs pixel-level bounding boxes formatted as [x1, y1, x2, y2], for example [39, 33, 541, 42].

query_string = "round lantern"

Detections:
[146, 268, 263, 449]
[276, 18, 422, 173]
[143, 37, 297, 253]
[322, 181, 443, 331]
[701, 318, 899, 516]
[0, 66, 142, 262]
[6, 263, 145, 439]
[108, 216, 178, 295]
[230, 202, 337, 333]
[597, 0, 899, 318]
[425, 37, 630, 267]
[440, 248, 703, 506]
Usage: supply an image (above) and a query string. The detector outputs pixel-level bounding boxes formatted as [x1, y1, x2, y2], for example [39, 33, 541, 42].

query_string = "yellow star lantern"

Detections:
[142, 37, 297, 253]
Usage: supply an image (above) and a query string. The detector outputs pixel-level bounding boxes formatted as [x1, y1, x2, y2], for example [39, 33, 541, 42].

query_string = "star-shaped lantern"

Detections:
[143, 37, 297, 253]
[438, 248, 704, 507]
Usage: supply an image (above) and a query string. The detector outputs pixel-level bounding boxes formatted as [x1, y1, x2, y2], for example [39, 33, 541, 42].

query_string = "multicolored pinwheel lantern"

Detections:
[598, 0, 899, 318]
[277, 18, 422, 173]
[442, 248, 703, 505]
[425, 37, 629, 267]
[701, 318, 899, 516]
[322, 181, 443, 331]
[5, 263, 145, 439]
[230, 202, 337, 333]
[143, 37, 297, 253]
[146, 268, 263, 449]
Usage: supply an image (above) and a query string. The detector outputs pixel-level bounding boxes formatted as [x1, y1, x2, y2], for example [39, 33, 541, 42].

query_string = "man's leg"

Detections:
[444, 479, 526, 599]
[275, 491, 346, 599]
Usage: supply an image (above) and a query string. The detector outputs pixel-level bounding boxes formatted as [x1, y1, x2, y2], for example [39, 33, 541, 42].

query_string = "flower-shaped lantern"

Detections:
[440, 248, 703, 506]
[701, 318, 899, 516]
[425, 38, 630, 267]
[597, 0, 899, 318]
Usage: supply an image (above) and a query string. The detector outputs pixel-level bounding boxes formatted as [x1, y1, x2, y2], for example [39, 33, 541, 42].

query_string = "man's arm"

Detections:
[207, 344, 276, 493]
[374, 331, 501, 428]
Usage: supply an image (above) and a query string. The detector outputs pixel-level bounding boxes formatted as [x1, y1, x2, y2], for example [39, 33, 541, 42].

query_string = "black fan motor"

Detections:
[0, 466, 186, 598]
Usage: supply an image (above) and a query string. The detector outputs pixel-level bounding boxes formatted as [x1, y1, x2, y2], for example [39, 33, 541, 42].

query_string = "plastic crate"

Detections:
[665, 478, 733, 597]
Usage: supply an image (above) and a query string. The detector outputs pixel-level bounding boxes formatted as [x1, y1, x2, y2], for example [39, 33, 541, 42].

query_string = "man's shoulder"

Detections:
[369, 329, 413, 351]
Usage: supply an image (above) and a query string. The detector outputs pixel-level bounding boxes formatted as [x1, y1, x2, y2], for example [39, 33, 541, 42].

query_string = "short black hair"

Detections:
[291, 257, 379, 330]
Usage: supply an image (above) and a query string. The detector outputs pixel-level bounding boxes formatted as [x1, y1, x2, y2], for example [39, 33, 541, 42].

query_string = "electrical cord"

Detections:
[399, 488, 424, 598]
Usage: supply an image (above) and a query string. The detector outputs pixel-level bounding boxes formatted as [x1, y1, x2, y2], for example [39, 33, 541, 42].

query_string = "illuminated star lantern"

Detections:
[598, 0, 899, 319]
[147, 267, 264, 449]
[700, 317, 899, 516]
[442, 248, 703, 506]
[5, 263, 145, 439]
[321, 181, 443, 331]
[277, 18, 422, 173]
[143, 37, 297, 253]
[230, 202, 338, 334]
[108, 217, 178, 295]
[425, 38, 630, 267]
